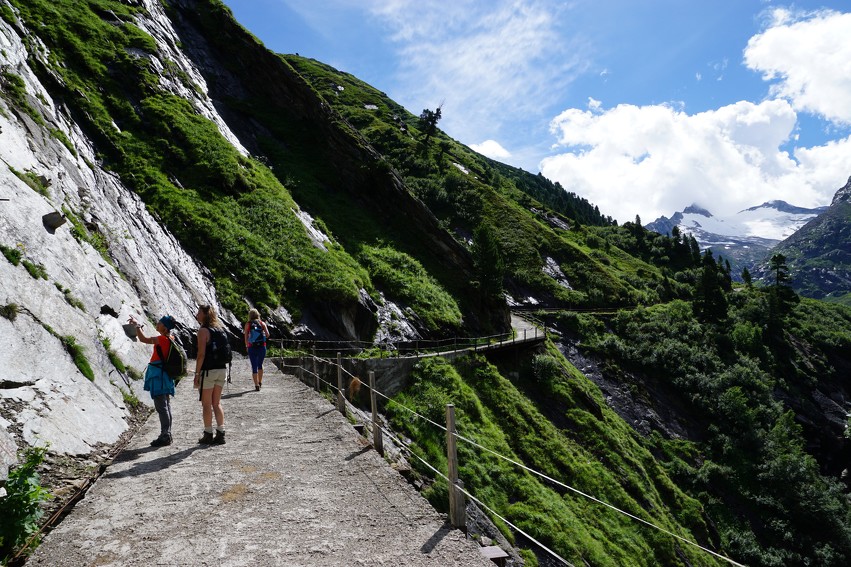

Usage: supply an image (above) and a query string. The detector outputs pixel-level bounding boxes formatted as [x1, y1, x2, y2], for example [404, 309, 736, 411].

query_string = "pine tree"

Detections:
[472, 222, 505, 302]
[693, 249, 728, 324]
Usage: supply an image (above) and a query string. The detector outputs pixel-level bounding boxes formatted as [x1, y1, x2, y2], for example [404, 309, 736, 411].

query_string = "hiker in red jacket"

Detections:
[130, 315, 177, 447]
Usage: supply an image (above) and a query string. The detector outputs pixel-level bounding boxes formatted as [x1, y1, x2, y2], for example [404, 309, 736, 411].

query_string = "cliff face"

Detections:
[758, 177, 851, 302]
[0, 0, 240, 477]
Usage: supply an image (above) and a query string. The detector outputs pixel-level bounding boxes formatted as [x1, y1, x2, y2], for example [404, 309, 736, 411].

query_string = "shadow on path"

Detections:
[421, 522, 452, 554]
[103, 445, 205, 479]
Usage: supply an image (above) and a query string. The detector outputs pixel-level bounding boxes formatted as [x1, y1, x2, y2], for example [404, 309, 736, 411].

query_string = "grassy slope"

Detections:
[3, 0, 465, 332]
[388, 355, 720, 566]
[284, 55, 696, 310]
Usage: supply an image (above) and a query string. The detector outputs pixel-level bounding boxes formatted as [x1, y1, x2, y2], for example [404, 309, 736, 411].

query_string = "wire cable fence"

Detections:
[266, 328, 544, 359]
[278, 353, 746, 567]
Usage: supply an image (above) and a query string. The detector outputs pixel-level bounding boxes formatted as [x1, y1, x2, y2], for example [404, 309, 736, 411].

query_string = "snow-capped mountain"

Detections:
[646, 201, 827, 275]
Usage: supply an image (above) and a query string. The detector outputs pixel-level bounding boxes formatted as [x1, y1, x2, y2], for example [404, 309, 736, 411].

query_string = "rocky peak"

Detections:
[682, 204, 712, 217]
[831, 176, 851, 206]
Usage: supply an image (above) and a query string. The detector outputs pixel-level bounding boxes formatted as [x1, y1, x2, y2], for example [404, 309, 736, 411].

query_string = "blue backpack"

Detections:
[248, 320, 266, 346]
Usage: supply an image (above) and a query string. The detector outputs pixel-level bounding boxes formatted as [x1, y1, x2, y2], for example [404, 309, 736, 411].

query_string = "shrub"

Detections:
[55, 283, 85, 310]
[119, 387, 140, 409]
[8, 166, 49, 196]
[0, 244, 22, 265]
[0, 303, 19, 321]
[21, 259, 48, 280]
[0, 445, 51, 561]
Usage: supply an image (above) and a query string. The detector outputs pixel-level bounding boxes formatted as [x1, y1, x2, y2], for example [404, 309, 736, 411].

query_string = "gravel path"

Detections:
[27, 357, 493, 566]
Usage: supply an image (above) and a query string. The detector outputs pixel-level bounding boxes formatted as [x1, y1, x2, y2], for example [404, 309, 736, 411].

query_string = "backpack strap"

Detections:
[155, 341, 167, 376]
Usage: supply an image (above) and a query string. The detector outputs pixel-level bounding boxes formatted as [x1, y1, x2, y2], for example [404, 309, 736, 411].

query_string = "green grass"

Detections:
[0, 70, 44, 126]
[0, 244, 22, 265]
[62, 207, 113, 267]
[55, 282, 85, 310]
[60, 335, 95, 381]
[118, 386, 140, 409]
[387, 355, 719, 566]
[358, 244, 461, 332]
[100, 336, 126, 374]
[21, 259, 48, 280]
[9, 0, 369, 317]
[0, 303, 20, 321]
[8, 166, 49, 197]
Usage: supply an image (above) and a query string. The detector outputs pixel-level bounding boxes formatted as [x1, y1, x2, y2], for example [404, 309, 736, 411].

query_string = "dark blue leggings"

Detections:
[248, 345, 266, 374]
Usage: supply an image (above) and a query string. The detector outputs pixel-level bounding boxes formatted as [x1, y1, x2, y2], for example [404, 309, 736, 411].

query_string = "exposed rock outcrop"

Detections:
[0, 1, 234, 479]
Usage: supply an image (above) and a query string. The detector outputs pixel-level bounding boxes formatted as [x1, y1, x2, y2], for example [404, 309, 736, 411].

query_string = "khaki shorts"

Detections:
[199, 368, 227, 390]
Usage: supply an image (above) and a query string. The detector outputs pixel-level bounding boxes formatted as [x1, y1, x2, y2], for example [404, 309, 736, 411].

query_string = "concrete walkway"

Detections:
[27, 357, 493, 567]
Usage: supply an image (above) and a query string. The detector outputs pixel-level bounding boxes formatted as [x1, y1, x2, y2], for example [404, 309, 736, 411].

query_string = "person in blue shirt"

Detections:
[243, 308, 269, 391]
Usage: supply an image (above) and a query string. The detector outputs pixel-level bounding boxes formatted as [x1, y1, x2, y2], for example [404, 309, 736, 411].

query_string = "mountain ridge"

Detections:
[646, 199, 828, 278]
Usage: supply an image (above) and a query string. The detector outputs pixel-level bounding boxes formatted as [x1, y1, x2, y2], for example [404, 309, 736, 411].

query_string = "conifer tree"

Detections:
[472, 222, 505, 302]
[693, 249, 728, 324]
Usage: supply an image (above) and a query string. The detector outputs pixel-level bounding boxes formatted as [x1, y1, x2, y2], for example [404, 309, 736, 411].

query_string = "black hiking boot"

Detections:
[198, 431, 214, 444]
[151, 435, 172, 447]
[213, 430, 225, 445]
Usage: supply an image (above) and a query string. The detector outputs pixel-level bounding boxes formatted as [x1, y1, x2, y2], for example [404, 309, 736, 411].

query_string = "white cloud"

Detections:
[744, 9, 851, 125]
[470, 139, 512, 159]
[363, 0, 590, 145]
[540, 100, 851, 224]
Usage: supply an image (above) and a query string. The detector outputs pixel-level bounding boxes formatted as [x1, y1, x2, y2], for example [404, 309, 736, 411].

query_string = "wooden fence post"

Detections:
[313, 346, 319, 391]
[369, 371, 383, 456]
[446, 404, 465, 530]
[337, 352, 345, 414]
[298, 355, 303, 385]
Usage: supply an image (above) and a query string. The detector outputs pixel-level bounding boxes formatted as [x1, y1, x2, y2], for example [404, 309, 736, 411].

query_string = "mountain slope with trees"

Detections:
[757, 176, 851, 305]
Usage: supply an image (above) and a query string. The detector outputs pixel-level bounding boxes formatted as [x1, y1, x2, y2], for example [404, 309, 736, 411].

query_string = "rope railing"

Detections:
[266, 325, 544, 359]
[282, 353, 746, 567]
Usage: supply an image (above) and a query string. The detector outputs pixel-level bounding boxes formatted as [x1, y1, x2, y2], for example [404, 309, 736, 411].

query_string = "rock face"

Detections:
[758, 176, 851, 301]
[0, 1, 234, 478]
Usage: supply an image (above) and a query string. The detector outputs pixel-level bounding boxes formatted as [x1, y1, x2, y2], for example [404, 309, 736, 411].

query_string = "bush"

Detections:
[0, 445, 51, 561]
[0, 244, 22, 265]
[21, 259, 48, 280]
[0, 303, 19, 321]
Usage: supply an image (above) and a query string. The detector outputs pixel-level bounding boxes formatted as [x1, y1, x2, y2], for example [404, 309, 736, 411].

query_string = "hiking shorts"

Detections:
[199, 368, 227, 390]
[248, 344, 266, 373]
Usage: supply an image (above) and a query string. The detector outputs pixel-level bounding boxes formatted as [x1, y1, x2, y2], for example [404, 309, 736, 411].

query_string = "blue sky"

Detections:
[221, 0, 851, 224]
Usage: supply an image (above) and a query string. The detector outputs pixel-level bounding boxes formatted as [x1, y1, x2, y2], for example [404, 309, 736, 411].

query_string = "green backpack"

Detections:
[156, 338, 187, 385]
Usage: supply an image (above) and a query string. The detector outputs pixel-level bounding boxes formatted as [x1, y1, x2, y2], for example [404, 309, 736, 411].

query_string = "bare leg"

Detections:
[212, 384, 224, 427]
[201, 388, 213, 428]
[257, 366, 264, 385]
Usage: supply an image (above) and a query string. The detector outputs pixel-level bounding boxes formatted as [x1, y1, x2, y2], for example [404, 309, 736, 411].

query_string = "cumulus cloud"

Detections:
[540, 100, 851, 224]
[540, 8, 851, 225]
[470, 139, 512, 160]
[745, 9, 851, 124]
